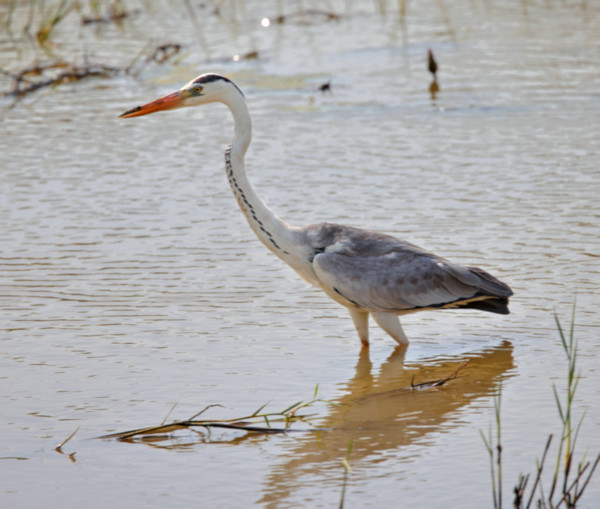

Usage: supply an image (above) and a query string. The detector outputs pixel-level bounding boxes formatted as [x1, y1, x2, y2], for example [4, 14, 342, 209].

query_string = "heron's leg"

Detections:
[348, 308, 370, 347]
[372, 312, 409, 345]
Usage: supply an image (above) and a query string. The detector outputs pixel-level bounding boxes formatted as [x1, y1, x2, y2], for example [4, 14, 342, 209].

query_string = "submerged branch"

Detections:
[101, 369, 466, 444]
[100, 401, 331, 442]
[101, 419, 323, 442]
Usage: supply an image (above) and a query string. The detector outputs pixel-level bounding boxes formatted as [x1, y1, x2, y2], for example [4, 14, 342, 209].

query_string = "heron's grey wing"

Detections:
[312, 249, 510, 313]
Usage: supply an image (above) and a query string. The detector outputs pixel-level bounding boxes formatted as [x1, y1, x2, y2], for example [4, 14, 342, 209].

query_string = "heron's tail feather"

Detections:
[466, 266, 513, 297]
[446, 265, 513, 314]
[460, 297, 511, 315]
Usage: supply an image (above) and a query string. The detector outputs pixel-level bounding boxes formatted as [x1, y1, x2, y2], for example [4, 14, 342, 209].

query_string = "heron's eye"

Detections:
[192, 86, 203, 95]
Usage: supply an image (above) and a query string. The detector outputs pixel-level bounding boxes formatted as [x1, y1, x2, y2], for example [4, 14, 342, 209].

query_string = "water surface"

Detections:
[1, 1, 599, 507]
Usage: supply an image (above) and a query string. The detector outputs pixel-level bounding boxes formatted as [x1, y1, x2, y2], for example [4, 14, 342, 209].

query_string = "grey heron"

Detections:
[120, 73, 513, 347]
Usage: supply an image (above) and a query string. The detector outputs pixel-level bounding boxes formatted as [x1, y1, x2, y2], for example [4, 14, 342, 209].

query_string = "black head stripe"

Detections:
[192, 74, 244, 97]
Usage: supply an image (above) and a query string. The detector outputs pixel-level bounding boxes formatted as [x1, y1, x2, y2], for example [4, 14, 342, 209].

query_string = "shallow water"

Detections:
[1, 1, 599, 507]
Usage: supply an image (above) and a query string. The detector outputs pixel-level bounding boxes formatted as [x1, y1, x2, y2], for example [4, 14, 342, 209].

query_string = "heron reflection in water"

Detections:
[258, 341, 515, 505]
[121, 74, 512, 347]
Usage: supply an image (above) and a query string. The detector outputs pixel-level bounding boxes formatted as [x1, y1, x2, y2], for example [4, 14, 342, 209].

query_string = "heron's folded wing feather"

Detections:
[313, 250, 505, 312]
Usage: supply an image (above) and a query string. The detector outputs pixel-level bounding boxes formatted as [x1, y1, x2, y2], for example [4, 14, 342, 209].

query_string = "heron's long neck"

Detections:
[224, 94, 293, 258]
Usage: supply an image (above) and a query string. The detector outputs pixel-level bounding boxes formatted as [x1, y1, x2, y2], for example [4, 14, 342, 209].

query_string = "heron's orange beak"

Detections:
[119, 90, 186, 118]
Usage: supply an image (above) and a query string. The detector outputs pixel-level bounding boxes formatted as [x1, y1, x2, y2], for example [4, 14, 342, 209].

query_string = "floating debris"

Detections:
[54, 426, 79, 462]
[427, 48, 440, 100]
[81, 0, 139, 25]
[266, 9, 341, 26]
[54, 426, 79, 452]
[144, 43, 182, 64]
[232, 50, 259, 62]
[1, 43, 182, 101]
[318, 80, 332, 93]
[81, 8, 139, 25]
[1, 61, 121, 98]
[428, 48, 438, 79]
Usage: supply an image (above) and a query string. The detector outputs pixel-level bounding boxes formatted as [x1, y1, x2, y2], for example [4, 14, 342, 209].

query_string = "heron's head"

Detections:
[119, 73, 243, 119]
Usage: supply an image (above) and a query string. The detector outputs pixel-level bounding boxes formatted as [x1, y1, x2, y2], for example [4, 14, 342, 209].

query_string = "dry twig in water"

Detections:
[410, 361, 468, 390]
[54, 426, 79, 462]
